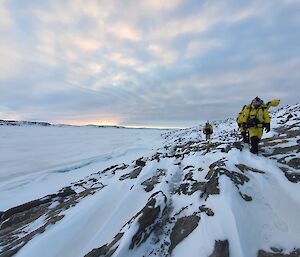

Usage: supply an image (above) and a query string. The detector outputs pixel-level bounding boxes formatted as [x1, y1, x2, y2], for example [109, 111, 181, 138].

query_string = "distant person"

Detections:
[237, 105, 249, 143]
[237, 99, 280, 145]
[240, 97, 271, 154]
[203, 122, 213, 141]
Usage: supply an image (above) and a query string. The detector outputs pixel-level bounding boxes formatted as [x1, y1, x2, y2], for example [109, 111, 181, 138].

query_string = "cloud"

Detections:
[0, 1, 13, 28]
[148, 44, 178, 66]
[147, 0, 262, 41]
[185, 39, 222, 59]
[0, 0, 299, 127]
[110, 52, 140, 67]
[108, 23, 141, 41]
[141, 0, 183, 11]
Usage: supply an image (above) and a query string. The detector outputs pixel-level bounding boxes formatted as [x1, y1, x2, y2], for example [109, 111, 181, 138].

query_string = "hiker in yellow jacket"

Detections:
[237, 99, 280, 144]
[203, 122, 213, 141]
[237, 105, 249, 143]
[240, 97, 271, 154]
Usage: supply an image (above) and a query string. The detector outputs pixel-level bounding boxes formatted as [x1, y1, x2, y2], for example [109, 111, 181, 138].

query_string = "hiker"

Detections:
[237, 105, 249, 143]
[240, 97, 271, 154]
[237, 99, 280, 144]
[203, 122, 213, 141]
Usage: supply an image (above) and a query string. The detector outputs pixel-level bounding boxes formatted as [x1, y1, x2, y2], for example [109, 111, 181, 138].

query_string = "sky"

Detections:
[0, 0, 300, 128]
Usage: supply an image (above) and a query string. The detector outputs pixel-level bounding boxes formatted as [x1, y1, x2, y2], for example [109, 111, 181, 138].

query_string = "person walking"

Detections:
[240, 97, 271, 154]
[237, 99, 279, 145]
[203, 122, 213, 141]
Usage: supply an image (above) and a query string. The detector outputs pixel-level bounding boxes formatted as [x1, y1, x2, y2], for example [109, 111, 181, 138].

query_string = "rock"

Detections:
[169, 215, 200, 253]
[209, 240, 229, 257]
[1, 198, 52, 222]
[135, 159, 146, 167]
[57, 187, 76, 198]
[284, 172, 300, 183]
[269, 145, 299, 156]
[0, 182, 103, 256]
[183, 165, 194, 170]
[84, 245, 109, 257]
[199, 206, 214, 216]
[130, 191, 167, 249]
[287, 158, 300, 169]
[141, 169, 166, 192]
[235, 164, 265, 174]
[279, 167, 300, 183]
[119, 166, 143, 180]
[201, 169, 220, 199]
[258, 249, 300, 257]
[84, 233, 124, 257]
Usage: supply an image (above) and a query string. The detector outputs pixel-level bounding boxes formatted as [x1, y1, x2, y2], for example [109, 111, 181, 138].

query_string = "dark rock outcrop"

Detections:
[258, 248, 300, 257]
[209, 240, 229, 257]
[169, 215, 200, 253]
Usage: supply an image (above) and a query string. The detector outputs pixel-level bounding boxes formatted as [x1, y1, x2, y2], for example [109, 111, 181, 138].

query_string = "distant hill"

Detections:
[0, 119, 52, 127]
[0, 119, 127, 129]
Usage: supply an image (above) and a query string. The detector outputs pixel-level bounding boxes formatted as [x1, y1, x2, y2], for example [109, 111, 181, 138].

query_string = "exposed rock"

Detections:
[57, 187, 76, 198]
[184, 172, 197, 182]
[84, 233, 124, 257]
[100, 164, 128, 175]
[268, 145, 299, 156]
[169, 215, 200, 253]
[1, 198, 52, 222]
[130, 191, 167, 249]
[199, 206, 214, 216]
[287, 158, 300, 169]
[284, 172, 300, 183]
[235, 164, 265, 174]
[141, 169, 166, 192]
[258, 248, 300, 257]
[0, 184, 103, 256]
[176, 181, 205, 196]
[201, 164, 220, 200]
[119, 166, 143, 180]
[84, 191, 167, 256]
[279, 167, 300, 183]
[183, 165, 195, 170]
[135, 159, 146, 167]
[209, 240, 229, 257]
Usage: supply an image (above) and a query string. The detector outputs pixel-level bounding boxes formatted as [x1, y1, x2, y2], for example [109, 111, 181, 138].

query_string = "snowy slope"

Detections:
[0, 126, 164, 210]
[0, 104, 299, 257]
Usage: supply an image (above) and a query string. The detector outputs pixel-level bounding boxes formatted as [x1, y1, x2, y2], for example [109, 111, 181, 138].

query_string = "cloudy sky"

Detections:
[0, 0, 299, 128]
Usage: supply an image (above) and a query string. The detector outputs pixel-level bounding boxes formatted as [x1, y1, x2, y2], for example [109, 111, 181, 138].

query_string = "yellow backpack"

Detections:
[266, 99, 280, 110]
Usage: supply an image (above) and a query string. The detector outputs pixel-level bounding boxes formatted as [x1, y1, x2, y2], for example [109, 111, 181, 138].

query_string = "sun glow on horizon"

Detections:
[54, 118, 121, 126]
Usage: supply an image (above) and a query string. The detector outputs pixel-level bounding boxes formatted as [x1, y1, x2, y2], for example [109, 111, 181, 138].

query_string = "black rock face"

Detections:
[169, 215, 200, 253]
[209, 240, 229, 257]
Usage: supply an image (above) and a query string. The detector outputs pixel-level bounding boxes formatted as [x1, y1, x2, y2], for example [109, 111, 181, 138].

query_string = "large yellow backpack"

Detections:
[266, 99, 280, 110]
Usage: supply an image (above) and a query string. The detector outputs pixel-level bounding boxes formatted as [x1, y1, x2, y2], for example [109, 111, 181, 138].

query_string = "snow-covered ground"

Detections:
[0, 125, 164, 210]
[1, 103, 299, 257]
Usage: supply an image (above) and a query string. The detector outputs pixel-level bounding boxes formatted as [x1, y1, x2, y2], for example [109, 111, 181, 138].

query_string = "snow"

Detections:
[173, 148, 300, 257]
[0, 125, 164, 210]
[1, 103, 300, 257]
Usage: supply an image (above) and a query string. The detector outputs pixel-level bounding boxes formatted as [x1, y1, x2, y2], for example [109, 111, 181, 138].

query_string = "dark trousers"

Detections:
[250, 136, 260, 154]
